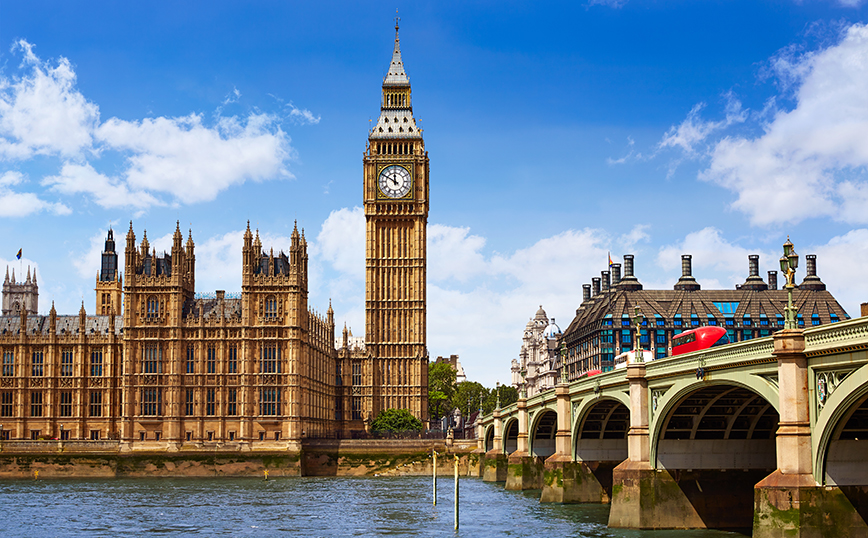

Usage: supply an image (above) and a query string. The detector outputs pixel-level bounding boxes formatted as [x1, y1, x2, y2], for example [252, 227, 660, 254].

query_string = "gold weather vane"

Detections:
[395, 10, 400, 31]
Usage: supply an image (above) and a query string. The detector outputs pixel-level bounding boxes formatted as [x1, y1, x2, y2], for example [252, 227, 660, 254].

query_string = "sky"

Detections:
[3, 0, 868, 388]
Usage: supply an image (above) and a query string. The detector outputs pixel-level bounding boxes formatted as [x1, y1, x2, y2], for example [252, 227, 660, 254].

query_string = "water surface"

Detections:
[0, 476, 745, 537]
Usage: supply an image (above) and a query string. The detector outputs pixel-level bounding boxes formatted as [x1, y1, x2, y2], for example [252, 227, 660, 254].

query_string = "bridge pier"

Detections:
[482, 409, 507, 482]
[506, 396, 543, 490]
[754, 329, 868, 537]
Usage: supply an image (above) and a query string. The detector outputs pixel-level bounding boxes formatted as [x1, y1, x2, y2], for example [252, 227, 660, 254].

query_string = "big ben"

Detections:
[362, 21, 429, 423]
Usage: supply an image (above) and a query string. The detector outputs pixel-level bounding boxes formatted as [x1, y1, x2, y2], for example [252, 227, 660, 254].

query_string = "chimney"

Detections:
[592, 277, 601, 297]
[800, 254, 826, 290]
[674, 254, 701, 291]
[862, 302, 868, 317]
[582, 284, 592, 303]
[618, 254, 643, 291]
[601, 271, 610, 293]
[742, 254, 768, 290]
[768, 271, 778, 290]
[216, 290, 225, 301]
[611, 263, 621, 286]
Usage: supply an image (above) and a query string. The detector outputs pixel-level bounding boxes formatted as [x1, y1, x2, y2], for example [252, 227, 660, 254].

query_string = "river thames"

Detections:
[0, 476, 745, 537]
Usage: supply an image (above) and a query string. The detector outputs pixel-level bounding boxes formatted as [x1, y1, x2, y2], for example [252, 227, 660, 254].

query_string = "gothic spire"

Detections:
[383, 17, 409, 87]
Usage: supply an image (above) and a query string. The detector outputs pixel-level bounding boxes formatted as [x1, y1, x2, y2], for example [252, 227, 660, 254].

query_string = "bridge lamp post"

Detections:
[780, 238, 799, 330]
[495, 381, 501, 410]
[632, 305, 644, 363]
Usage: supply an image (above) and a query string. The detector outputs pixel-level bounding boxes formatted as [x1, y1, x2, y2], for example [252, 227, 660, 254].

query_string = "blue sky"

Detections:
[3, 1, 868, 387]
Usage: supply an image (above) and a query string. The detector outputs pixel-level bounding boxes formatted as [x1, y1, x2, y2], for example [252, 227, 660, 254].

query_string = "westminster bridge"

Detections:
[475, 316, 868, 536]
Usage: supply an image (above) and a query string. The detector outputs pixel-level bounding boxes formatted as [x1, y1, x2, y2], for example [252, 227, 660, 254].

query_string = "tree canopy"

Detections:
[428, 361, 457, 420]
[370, 408, 423, 433]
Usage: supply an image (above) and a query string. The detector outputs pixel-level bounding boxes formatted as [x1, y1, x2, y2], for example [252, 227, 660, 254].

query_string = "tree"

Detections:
[428, 361, 457, 420]
[483, 384, 519, 414]
[370, 408, 423, 433]
[452, 381, 487, 417]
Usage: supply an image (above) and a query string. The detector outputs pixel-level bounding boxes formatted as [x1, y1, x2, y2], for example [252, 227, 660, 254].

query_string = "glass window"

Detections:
[143, 346, 162, 374]
[674, 316, 682, 327]
[206, 389, 216, 416]
[31, 350, 44, 377]
[59, 391, 73, 417]
[725, 318, 734, 326]
[185, 389, 194, 416]
[228, 346, 237, 374]
[776, 315, 784, 326]
[89, 391, 102, 417]
[186, 345, 195, 374]
[352, 361, 362, 386]
[61, 349, 73, 377]
[227, 389, 237, 416]
[691, 315, 699, 327]
[713, 302, 740, 315]
[830, 313, 839, 323]
[146, 296, 159, 318]
[259, 388, 280, 416]
[207, 346, 216, 374]
[2, 350, 14, 377]
[264, 295, 278, 319]
[141, 388, 162, 416]
[743, 317, 752, 326]
[30, 392, 43, 417]
[811, 314, 821, 326]
[90, 349, 103, 377]
[0, 391, 12, 417]
[260, 343, 280, 373]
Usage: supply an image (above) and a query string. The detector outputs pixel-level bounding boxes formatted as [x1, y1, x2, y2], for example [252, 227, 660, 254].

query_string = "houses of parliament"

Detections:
[0, 24, 430, 446]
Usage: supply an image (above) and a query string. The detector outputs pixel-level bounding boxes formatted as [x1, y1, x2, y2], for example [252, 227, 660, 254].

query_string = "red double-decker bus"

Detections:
[671, 326, 729, 356]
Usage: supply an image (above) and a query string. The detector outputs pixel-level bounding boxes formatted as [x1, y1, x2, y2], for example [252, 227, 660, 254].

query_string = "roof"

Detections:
[0, 315, 123, 336]
[383, 25, 409, 87]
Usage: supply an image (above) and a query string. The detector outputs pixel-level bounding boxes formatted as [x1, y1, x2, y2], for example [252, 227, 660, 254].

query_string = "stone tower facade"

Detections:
[95, 228, 123, 316]
[361, 21, 429, 422]
[2, 266, 38, 316]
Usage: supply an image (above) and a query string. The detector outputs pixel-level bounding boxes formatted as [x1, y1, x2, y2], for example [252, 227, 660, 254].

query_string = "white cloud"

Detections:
[0, 40, 100, 160]
[96, 113, 291, 204]
[429, 224, 488, 282]
[811, 229, 868, 318]
[656, 227, 776, 288]
[618, 224, 651, 252]
[701, 23, 868, 225]
[288, 103, 321, 125]
[316, 207, 365, 278]
[0, 41, 307, 213]
[43, 162, 161, 209]
[0, 170, 70, 217]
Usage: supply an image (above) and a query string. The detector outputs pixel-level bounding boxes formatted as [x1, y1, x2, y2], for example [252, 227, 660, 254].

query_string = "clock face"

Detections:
[378, 165, 412, 198]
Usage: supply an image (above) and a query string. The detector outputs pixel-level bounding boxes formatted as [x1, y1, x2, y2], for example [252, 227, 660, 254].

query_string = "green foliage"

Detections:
[428, 361, 457, 420]
[452, 381, 487, 416]
[369, 408, 423, 433]
[482, 385, 519, 413]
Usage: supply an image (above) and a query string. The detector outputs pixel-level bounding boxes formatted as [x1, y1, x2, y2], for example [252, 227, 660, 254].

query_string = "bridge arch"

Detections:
[484, 424, 495, 453]
[814, 363, 868, 486]
[502, 417, 519, 455]
[529, 409, 557, 458]
[572, 397, 629, 464]
[649, 374, 780, 466]
[649, 380, 780, 530]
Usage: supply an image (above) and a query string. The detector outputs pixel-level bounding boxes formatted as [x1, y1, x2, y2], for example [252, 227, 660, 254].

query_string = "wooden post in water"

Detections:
[454, 454, 459, 530]
[432, 450, 437, 506]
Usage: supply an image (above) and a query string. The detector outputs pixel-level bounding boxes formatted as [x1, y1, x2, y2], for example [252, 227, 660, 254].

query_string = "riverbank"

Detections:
[0, 439, 481, 479]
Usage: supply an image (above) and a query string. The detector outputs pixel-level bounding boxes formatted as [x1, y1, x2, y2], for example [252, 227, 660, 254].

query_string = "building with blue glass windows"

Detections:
[560, 253, 848, 380]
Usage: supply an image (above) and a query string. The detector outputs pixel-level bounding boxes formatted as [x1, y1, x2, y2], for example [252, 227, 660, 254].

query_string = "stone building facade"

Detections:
[561, 253, 850, 380]
[0, 24, 431, 443]
[510, 306, 562, 397]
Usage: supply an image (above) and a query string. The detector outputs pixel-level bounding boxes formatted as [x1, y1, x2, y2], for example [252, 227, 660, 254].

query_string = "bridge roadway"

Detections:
[475, 317, 868, 536]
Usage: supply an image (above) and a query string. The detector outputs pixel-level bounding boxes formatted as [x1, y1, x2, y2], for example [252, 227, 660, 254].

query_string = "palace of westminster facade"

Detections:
[0, 24, 430, 446]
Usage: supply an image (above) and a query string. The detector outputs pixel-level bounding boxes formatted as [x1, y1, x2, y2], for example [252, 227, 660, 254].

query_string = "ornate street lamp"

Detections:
[632, 305, 644, 362]
[780, 237, 799, 330]
[519, 368, 527, 399]
[495, 381, 501, 410]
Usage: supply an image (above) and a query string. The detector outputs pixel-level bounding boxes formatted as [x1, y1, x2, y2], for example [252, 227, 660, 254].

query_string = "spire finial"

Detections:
[395, 9, 400, 33]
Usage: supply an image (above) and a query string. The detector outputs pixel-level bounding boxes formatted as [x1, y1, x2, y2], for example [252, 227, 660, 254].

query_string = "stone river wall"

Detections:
[0, 439, 480, 479]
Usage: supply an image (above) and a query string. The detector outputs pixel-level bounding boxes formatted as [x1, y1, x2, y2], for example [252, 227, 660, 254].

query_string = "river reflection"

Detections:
[0, 476, 745, 537]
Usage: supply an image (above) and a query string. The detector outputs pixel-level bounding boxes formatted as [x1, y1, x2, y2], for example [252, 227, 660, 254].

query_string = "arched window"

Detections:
[146, 296, 159, 318]
[264, 295, 278, 319]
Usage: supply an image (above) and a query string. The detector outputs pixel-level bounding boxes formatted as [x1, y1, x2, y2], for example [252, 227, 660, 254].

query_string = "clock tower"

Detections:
[362, 21, 429, 422]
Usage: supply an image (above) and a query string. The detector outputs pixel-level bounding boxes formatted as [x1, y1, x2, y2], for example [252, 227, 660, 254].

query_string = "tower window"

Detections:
[260, 343, 280, 373]
[206, 389, 216, 416]
[91, 349, 103, 377]
[264, 295, 278, 319]
[142, 345, 162, 374]
[146, 296, 159, 318]
[30, 392, 43, 417]
[61, 349, 73, 376]
[228, 346, 237, 374]
[89, 391, 102, 417]
[206, 346, 216, 374]
[141, 388, 162, 416]
[31, 350, 44, 377]
[2, 351, 14, 377]
[186, 345, 195, 373]
[259, 388, 280, 416]
[59, 391, 73, 417]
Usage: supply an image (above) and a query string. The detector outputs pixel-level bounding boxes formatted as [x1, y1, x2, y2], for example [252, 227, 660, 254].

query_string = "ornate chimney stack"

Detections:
[768, 270, 778, 291]
[592, 277, 601, 297]
[582, 284, 592, 303]
[674, 254, 701, 291]
[618, 254, 643, 291]
[601, 271, 610, 293]
[742, 254, 769, 291]
[611, 263, 621, 287]
[800, 254, 826, 290]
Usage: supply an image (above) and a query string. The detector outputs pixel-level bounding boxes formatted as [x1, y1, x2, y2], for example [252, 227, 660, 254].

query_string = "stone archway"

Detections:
[530, 410, 557, 458]
[822, 393, 868, 526]
[570, 398, 630, 503]
[484, 425, 495, 453]
[503, 418, 518, 455]
[653, 384, 779, 531]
